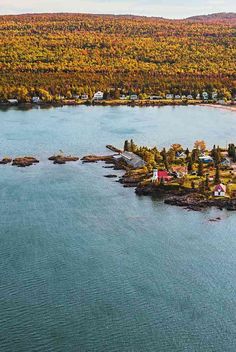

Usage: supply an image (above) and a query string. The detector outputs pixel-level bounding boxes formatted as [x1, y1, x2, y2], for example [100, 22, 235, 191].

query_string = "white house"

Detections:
[166, 94, 174, 99]
[174, 95, 181, 100]
[93, 91, 104, 100]
[202, 92, 209, 100]
[196, 94, 201, 100]
[212, 92, 218, 100]
[150, 96, 163, 100]
[32, 96, 41, 104]
[120, 95, 126, 100]
[130, 94, 138, 101]
[187, 94, 193, 100]
[8, 99, 18, 104]
[214, 184, 226, 197]
[81, 94, 89, 100]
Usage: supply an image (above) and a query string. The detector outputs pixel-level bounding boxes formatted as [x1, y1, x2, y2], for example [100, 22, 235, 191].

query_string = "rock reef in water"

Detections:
[0, 157, 12, 164]
[48, 155, 79, 164]
[12, 156, 39, 167]
[81, 155, 114, 163]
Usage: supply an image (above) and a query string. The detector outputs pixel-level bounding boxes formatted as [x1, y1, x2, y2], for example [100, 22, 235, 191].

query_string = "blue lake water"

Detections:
[1, 105, 236, 352]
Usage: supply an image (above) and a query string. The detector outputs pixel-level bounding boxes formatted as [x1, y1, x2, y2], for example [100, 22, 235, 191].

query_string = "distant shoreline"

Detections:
[1, 100, 236, 110]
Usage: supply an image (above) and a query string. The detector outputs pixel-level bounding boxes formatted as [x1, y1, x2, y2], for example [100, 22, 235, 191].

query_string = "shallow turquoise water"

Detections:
[1, 106, 236, 351]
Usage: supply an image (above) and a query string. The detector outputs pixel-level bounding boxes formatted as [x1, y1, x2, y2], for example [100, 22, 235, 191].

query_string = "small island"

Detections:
[103, 140, 236, 211]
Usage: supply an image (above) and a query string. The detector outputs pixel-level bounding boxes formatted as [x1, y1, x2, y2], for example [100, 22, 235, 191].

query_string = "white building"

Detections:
[81, 94, 89, 100]
[202, 92, 209, 100]
[8, 99, 18, 104]
[130, 94, 138, 101]
[196, 93, 201, 100]
[93, 91, 104, 100]
[150, 96, 163, 100]
[152, 169, 158, 182]
[187, 95, 193, 100]
[32, 96, 41, 104]
[120, 151, 145, 168]
[212, 92, 218, 100]
[166, 94, 174, 99]
[174, 95, 181, 100]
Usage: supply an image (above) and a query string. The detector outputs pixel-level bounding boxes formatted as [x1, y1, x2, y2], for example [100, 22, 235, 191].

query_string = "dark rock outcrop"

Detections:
[12, 156, 39, 167]
[0, 157, 12, 164]
[48, 155, 79, 164]
[81, 155, 114, 163]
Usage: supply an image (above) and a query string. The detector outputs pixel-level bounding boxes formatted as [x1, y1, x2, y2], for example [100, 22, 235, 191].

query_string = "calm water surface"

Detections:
[1, 106, 236, 352]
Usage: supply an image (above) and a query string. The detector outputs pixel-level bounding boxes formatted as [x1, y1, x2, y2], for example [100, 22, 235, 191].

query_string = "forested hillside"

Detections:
[0, 13, 235, 100]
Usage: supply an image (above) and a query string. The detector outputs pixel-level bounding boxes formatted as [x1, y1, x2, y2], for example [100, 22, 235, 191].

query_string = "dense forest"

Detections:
[0, 13, 235, 101]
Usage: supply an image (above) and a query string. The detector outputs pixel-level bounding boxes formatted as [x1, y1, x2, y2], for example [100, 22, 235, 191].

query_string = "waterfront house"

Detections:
[166, 94, 174, 99]
[8, 99, 18, 104]
[202, 92, 209, 100]
[196, 94, 201, 100]
[212, 92, 218, 100]
[130, 94, 138, 101]
[214, 184, 226, 197]
[32, 96, 41, 104]
[174, 95, 181, 100]
[187, 95, 193, 100]
[81, 94, 89, 100]
[120, 152, 145, 168]
[119, 95, 126, 100]
[152, 168, 172, 182]
[150, 96, 162, 100]
[93, 91, 104, 100]
[158, 170, 172, 182]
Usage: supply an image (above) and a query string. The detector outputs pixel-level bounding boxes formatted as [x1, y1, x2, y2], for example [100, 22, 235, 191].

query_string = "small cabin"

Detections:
[214, 184, 226, 197]
[187, 95, 193, 100]
[81, 94, 89, 100]
[130, 94, 138, 101]
[174, 95, 181, 100]
[196, 94, 201, 100]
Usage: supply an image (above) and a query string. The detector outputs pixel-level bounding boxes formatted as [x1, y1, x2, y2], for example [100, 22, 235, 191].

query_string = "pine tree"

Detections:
[214, 166, 221, 184]
[188, 159, 193, 173]
[197, 161, 204, 176]
[124, 140, 130, 151]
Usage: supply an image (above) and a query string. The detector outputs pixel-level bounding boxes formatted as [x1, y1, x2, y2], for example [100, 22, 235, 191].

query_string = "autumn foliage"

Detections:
[0, 13, 235, 100]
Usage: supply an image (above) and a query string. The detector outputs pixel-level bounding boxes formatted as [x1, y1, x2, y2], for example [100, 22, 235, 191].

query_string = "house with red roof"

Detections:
[213, 184, 226, 197]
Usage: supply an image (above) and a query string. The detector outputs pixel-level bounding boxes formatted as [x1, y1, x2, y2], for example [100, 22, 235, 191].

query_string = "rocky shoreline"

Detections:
[135, 183, 236, 211]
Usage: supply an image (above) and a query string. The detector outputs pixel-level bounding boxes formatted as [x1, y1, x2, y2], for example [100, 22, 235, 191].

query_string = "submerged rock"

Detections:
[12, 156, 39, 167]
[104, 174, 117, 178]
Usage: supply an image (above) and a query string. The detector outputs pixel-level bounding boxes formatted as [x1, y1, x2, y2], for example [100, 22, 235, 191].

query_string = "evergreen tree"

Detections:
[124, 140, 130, 151]
[197, 161, 204, 176]
[214, 166, 221, 184]
[205, 174, 210, 191]
[188, 159, 193, 173]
